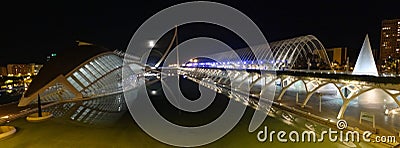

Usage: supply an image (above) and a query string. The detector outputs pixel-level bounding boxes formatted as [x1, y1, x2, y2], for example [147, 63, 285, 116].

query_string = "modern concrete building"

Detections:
[0, 67, 7, 76]
[325, 47, 347, 65]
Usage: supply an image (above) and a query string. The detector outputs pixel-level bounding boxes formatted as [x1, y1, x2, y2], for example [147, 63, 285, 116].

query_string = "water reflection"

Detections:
[43, 93, 127, 126]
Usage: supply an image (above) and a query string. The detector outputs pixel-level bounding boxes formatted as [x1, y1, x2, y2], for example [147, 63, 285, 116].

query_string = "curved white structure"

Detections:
[26, 112, 53, 122]
[19, 45, 125, 106]
[0, 126, 16, 139]
[197, 35, 331, 70]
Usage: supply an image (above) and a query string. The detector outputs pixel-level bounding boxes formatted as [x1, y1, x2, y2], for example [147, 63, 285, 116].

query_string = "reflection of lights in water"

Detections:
[390, 110, 398, 115]
[388, 90, 400, 94]
[358, 89, 391, 109]
[342, 141, 357, 147]
[280, 114, 294, 126]
[314, 83, 338, 95]
[270, 107, 276, 113]
[151, 90, 157, 95]
[281, 112, 294, 122]
[243, 101, 249, 106]
[305, 122, 315, 131]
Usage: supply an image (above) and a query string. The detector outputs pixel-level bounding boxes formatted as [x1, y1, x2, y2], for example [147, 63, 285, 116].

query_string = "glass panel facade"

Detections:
[73, 72, 90, 87]
[63, 54, 124, 97]
[90, 61, 106, 75]
[79, 67, 96, 82]
[67, 76, 83, 91]
[85, 64, 101, 78]
[94, 59, 111, 73]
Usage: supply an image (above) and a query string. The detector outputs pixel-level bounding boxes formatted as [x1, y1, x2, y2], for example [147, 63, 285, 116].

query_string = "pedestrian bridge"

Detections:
[177, 34, 400, 120]
[180, 67, 400, 119]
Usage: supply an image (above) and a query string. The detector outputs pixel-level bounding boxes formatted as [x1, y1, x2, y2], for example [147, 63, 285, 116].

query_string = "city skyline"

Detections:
[0, 1, 399, 65]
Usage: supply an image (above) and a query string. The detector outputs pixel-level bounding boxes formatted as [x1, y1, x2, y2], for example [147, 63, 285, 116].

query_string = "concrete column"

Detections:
[301, 93, 313, 108]
[277, 86, 289, 101]
[319, 94, 322, 112]
[337, 99, 350, 119]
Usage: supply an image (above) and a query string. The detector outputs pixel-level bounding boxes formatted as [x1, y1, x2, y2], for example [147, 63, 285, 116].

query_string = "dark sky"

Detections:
[0, 0, 399, 65]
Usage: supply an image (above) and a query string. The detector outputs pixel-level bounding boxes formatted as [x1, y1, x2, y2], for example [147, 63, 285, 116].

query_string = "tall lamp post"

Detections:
[396, 59, 399, 76]
[37, 94, 42, 117]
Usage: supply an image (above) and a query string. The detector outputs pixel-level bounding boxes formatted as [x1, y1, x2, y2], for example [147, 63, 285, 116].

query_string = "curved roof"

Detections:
[25, 44, 111, 97]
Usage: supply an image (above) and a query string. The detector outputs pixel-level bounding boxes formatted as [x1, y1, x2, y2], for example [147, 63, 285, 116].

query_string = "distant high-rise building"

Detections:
[0, 67, 7, 76]
[380, 19, 400, 61]
[34, 64, 43, 75]
[6, 63, 43, 76]
[326, 47, 347, 65]
[7, 64, 32, 76]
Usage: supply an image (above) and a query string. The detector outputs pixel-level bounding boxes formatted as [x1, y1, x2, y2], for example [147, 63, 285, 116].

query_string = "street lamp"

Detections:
[395, 59, 399, 76]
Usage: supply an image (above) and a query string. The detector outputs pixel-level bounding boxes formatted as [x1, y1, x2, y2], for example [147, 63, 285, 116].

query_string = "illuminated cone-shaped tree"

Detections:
[352, 34, 379, 76]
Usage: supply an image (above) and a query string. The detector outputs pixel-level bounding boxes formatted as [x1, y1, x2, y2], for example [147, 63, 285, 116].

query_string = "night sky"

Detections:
[0, 0, 399, 65]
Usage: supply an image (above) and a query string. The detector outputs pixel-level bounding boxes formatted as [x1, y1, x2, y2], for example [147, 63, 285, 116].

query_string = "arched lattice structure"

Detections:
[268, 35, 331, 70]
[186, 35, 331, 70]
